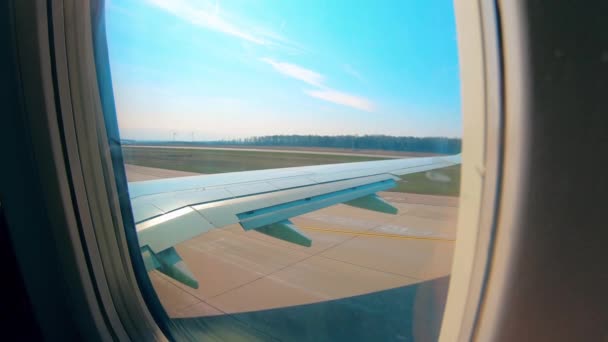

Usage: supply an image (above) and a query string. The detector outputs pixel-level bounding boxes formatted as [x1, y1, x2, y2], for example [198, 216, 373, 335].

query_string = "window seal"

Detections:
[439, 0, 504, 340]
[47, 0, 169, 340]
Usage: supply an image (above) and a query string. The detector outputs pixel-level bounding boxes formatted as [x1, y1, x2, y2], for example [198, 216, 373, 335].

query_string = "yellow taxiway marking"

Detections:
[301, 226, 455, 242]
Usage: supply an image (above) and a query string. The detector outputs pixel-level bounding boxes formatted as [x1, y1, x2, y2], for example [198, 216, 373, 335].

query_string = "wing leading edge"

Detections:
[129, 154, 461, 288]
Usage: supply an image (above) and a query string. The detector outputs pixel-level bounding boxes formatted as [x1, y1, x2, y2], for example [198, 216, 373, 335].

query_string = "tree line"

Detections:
[207, 135, 461, 154]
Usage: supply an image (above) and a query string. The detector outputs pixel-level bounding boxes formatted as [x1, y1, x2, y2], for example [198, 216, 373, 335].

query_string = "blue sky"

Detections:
[105, 0, 461, 141]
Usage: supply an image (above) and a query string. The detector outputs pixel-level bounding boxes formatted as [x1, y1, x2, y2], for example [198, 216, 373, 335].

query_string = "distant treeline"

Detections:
[126, 135, 461, 154]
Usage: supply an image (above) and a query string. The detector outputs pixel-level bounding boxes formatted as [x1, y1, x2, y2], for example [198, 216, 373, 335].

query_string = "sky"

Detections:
[105, 0, 462, 141]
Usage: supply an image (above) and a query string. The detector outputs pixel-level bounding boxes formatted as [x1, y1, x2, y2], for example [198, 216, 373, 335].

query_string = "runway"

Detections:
[125, 164, 458, 318]
[126, 144, 415, 159]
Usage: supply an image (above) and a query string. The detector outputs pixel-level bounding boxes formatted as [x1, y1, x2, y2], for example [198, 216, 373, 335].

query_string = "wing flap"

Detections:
[188, 174, 396, 229]
[236, 179, 396, 230]
[132, 203, 165, 223]
[137, 207, 214, 252]
[131, 187, 234, 222]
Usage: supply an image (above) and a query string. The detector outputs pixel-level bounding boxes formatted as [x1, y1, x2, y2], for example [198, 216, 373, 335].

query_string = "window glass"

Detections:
[105, 0, 461, 340]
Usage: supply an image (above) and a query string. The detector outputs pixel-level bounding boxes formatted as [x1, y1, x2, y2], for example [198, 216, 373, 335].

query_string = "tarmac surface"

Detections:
[125, 164, 458, 319]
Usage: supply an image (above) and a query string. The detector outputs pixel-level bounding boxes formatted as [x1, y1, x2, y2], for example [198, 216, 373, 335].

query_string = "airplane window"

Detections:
[105, 0, 462, 340]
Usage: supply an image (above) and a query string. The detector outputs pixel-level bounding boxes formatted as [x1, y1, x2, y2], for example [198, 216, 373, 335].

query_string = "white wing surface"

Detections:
[129, 154, 461, 288]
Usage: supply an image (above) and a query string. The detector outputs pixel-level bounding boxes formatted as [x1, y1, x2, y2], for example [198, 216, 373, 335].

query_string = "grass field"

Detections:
[122, 146, 460, 196]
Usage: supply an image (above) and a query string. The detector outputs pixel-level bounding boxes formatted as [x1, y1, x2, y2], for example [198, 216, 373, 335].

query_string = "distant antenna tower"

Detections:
[172, 131, 176, 141]
[191, 131, 195, 142]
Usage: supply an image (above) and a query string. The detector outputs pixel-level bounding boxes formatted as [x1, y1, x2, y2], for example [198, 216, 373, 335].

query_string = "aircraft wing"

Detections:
[129, 154, 461, 288]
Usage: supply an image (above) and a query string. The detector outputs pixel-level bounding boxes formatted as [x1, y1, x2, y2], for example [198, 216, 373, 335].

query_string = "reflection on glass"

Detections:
[106, 0, 461, 340]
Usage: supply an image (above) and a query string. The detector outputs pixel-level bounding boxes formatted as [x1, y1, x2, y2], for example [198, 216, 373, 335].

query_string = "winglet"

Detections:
[255, 220, 312, 247]
[344, 194, 399, 215]
[141, 246, 199, 289]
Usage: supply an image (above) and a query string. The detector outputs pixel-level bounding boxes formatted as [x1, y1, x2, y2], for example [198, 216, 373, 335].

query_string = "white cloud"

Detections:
[261, 58, 374, 112]
[260, 58, 324, 87]
[305, 89, 374, 112]
[146, 0, 277, 45]
[143, 1, 373, 112]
